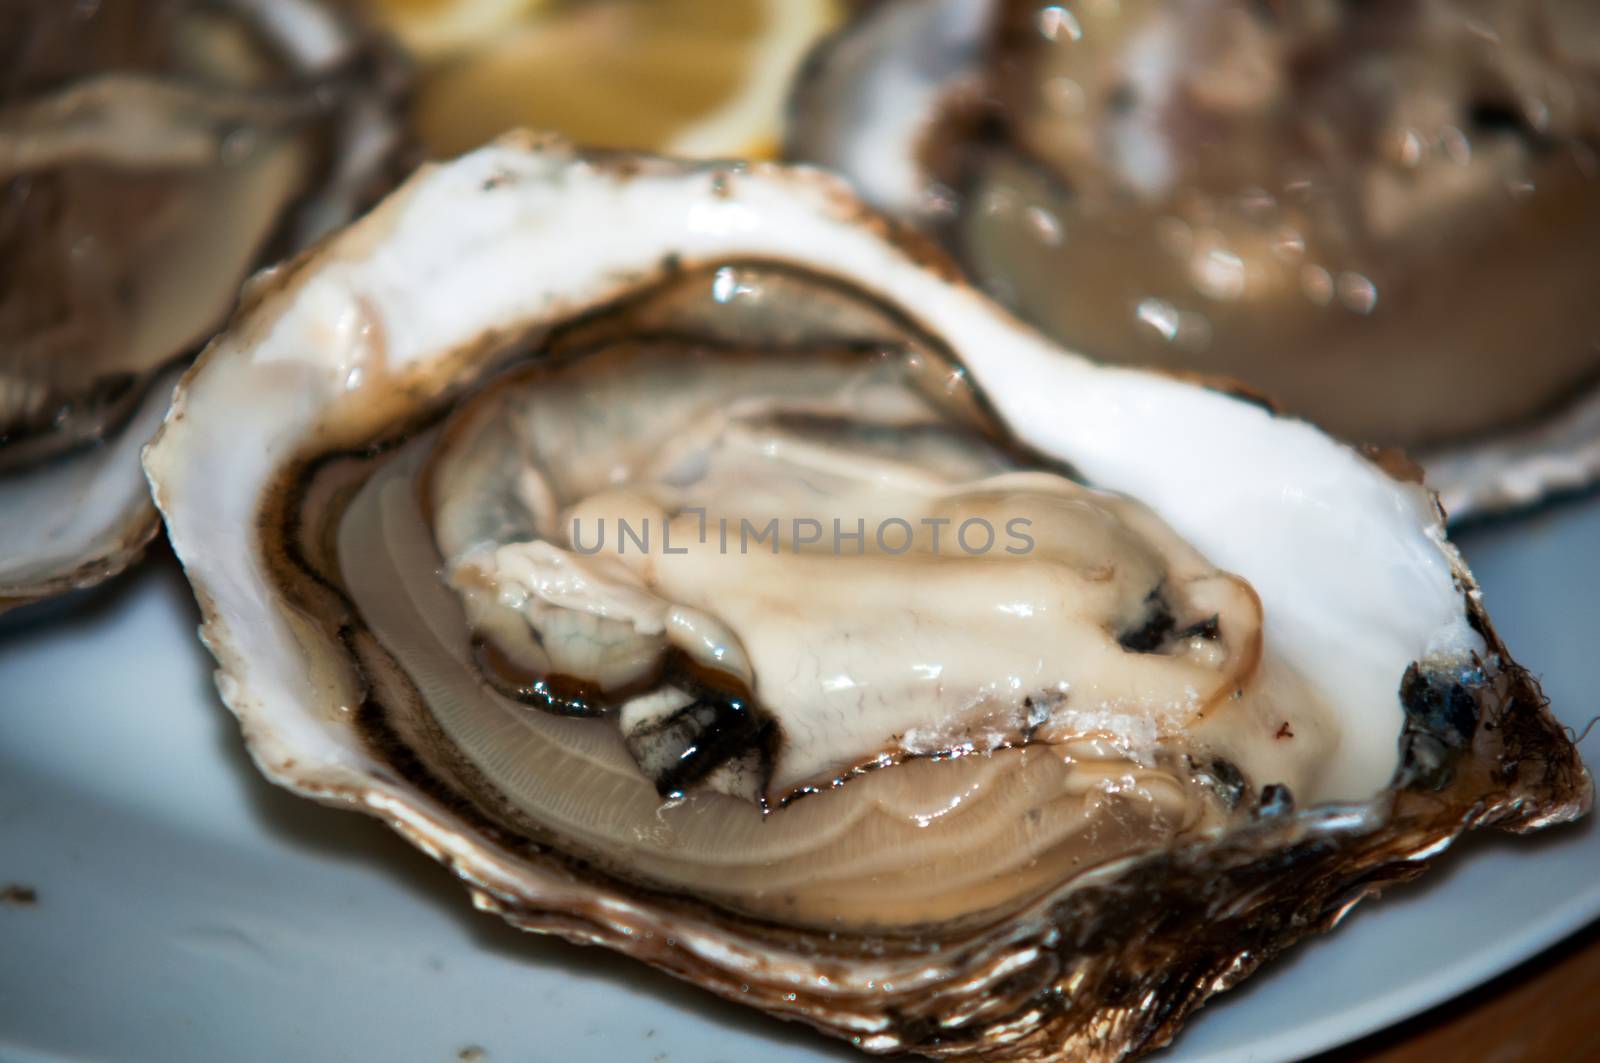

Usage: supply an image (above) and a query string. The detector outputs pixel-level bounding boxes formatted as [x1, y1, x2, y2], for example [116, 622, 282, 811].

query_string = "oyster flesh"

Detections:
[787, 0, 1600, 518]
[144, 136, 1588, 1061]
[0, 0, 405, 610]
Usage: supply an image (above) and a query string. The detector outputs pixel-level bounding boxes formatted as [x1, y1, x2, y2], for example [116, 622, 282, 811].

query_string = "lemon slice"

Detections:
[399, 0, 841, 159]
[371, 0, 551, 61]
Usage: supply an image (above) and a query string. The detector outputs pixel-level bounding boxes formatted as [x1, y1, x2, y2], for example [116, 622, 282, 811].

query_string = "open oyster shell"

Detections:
[786, 0, 1600, 520]
[0, 0, 405, 610]
[144, 136, 1588, 1061]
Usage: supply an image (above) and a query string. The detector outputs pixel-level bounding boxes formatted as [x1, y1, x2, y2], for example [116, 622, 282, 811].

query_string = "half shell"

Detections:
[144, 136, 1589, 1061]
[0, 0, 406, 609]
[786, 0, 1600, 519]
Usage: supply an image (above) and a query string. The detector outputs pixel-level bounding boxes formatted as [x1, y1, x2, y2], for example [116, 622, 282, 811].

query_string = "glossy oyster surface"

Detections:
[0, 0, 404, 610]
[787, 0, 1600, 519]
[144, 137, 1588, 1061]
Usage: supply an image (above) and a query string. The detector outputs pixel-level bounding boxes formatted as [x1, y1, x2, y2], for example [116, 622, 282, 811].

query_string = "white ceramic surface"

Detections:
[1, 496, 1595, 1063]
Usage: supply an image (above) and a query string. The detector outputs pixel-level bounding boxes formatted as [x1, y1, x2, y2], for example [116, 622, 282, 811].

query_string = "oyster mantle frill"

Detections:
[144, 136, 1589, 1061]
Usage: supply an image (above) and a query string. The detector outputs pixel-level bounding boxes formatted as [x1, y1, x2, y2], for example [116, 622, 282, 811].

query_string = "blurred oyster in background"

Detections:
[788, 0, 1600, 517]
[365, 0, 841, 158]
[0, 0, 405, 610]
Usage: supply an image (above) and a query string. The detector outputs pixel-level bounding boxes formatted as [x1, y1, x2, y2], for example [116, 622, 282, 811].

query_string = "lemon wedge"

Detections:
[372, 0, 552, 61]
[376, 0, 840, 159]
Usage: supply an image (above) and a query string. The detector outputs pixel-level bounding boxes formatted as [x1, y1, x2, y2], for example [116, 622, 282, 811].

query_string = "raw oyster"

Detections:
[0, 0, 405, 610]
[144, 136, 1588, 1061]
[787, 0, 1600, 519]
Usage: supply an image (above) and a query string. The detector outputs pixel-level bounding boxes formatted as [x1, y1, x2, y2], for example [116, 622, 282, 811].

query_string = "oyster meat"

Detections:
[144, 137, 1588, 1061]
[0, 0, 405, 610]
[787, 0, 1600, 518]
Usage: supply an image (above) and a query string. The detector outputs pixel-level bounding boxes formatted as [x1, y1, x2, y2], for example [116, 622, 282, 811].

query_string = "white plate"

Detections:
[1, 496, 1595, 1063]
